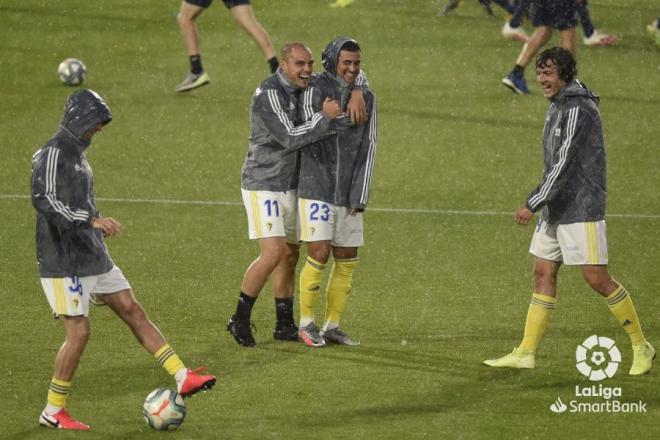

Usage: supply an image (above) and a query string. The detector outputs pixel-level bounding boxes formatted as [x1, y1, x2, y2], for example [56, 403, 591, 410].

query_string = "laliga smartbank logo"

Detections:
[549, 335, 647, 414]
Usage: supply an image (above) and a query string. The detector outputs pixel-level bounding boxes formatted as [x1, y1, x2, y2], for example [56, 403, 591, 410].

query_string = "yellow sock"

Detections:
[324, 258, 358, 328]
[47, 377, 72, 408]
[606, 284, 646, 346]
[519, 293, 556, 352]
[299, 256, 326, 325]
[154, 344, 185, 376]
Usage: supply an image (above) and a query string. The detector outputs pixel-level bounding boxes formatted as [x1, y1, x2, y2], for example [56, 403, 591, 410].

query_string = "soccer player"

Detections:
[502, 0, 578, 94]
[31, 89, 216, 430]
[484, 47, 655, 375]
[296, 37, 377, 347]
[228, 42, 348, 347]
[175, 0, 278, 92]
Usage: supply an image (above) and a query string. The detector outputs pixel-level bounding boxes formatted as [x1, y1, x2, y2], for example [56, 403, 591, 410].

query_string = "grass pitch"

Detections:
[1, 1, 659, 438]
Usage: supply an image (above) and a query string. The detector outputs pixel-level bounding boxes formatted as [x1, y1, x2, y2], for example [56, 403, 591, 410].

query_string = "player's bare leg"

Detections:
[230, 5, 279, 72]
[270, 243, 300, 340]
[175, 2, 210, 91]
[102, 289, 216, 396]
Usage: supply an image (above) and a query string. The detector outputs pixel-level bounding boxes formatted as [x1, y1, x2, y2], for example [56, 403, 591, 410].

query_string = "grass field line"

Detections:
[2, 193, 658, 219]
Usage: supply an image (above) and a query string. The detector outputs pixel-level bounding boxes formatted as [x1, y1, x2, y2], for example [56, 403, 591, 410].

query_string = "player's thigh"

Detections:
[298, 198, 336, 243]
[242, 189, 291, 240]
[529, 219, 563, 262]
[557, 221, 608, 266]
[332, 207, 364, 248]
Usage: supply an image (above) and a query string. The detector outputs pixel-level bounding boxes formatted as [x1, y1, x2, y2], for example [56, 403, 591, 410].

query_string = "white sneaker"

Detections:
[583, 29, 618, 46]
[501, 22, 529, 43]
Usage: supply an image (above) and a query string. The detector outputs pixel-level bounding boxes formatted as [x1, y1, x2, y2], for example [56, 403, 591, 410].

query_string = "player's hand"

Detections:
[515, 206, 534, 225]
[347, 89, 368, 125]
[91, 217, 123, 237]
[322, 97, 342, 120]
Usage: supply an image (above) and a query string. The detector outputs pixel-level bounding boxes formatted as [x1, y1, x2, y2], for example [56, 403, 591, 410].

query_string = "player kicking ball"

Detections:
[32, 89, 216, 430]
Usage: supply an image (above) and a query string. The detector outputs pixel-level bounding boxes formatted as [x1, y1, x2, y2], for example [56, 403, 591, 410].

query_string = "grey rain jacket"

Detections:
[241, 68, 351, 191]
[526, 80, 607, 224]
[297, 37, 377, 211]
[31, 89, 114, 277]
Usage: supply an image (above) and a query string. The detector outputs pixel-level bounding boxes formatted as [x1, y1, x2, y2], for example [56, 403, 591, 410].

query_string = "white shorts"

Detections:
[298, 198, 364, 247]
[40, 265, 131, 318]
[529, 220, 608, 265]
[241, 189, 298, 243]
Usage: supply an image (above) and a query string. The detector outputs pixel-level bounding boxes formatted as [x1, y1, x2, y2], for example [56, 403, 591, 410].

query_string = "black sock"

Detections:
[235, 291, 256, 321]
[513, 64, 525, 76]
[190, 55, 203, 75]
[268, 57, 279, 74]
[275, 297, 295, 325]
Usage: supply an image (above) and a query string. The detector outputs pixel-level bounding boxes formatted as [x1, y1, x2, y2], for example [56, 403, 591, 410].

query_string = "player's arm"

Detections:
[349, 94, 378, 213]
[526, 106, 589, 213]
[31, 147, 92, 229]
[256, 88, 341, 151]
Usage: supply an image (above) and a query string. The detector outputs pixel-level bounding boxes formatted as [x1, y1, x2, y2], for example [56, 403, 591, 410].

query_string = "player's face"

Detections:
[336, 50, 361, 85]
[83, 123, 104, 141]
[281, 47, 314, 89]
[536, 60, 566, 99]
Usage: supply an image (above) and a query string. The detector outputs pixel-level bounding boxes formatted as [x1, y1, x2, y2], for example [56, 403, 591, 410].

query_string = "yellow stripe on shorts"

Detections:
[250, 191, 262, 237]
[299, 199, 308, 241]
[585, 223, 599, 264]
[54, 279, 67, 315]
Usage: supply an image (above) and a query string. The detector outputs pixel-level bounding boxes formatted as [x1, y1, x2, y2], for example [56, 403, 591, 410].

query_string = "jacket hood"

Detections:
[322, 37, 360, 78]
[554, 80, 599, 105]
[60, 89, 112, 140]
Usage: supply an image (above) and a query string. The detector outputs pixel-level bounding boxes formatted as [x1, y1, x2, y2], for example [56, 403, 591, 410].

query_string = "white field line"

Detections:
[1, 193, 658, 219]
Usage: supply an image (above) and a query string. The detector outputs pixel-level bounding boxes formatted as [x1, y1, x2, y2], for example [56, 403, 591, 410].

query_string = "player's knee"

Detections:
[68, 326, 90, 347]
[533, 266, 557, 288]
[282, 246, 299, 268]
[308, 247, 331, 264]
[583, 271, 613, 295]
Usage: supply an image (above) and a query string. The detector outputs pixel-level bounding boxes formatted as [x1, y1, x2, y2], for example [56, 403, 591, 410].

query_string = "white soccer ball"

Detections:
[57, 58, 87, 86]
[143, 388, 187, 431]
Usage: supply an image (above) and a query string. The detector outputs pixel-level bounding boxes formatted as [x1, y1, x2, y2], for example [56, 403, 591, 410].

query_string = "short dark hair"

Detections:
[340, 40, 361, 53]
[536, 47, 577, 82]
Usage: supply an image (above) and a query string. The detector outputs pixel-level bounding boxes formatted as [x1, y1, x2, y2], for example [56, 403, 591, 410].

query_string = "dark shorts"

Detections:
[531, 0, 578, 30]
[184, 0, 250, 9]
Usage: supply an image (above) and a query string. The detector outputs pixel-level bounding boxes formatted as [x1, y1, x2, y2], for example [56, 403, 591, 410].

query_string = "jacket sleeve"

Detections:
[349, 94, 377, 211]
[255, 87, 335, 151]
[526, 105, 589, 212]
[31, 147, 91, 229]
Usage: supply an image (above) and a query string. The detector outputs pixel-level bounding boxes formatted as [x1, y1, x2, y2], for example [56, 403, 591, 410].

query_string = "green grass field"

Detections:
[1, 1, 659, 438]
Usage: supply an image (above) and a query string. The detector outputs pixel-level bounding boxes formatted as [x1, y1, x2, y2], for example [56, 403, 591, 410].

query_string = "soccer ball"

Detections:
[143, 388, 186, 431]
[57, 58, 87, 86]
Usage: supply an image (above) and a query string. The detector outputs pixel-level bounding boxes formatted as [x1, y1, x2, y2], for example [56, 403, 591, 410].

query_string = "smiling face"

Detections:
[280, 45, 314, 89]
[536, 59, 566, 100]
[336, 49, 361, 85]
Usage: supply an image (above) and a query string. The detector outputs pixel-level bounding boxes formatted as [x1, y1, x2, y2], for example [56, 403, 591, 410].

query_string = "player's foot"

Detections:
[629, 341, 655, 376]
[501, 22, 529, 43]
[329, 0, 354, 8]
[502, 71, 529, 94]
[322, 327, 360, 346]
[175, 71, 210, 93]
[227, 315, 256, 347]
[39, 408, 90, 430]
[178, 367, 216, 397]
[273, 321, 299, 341]
[298, 322, 326, 347]
[437, 0, 461, 17]
[583, 29, 618, 46]
[484, 347, 536, 368]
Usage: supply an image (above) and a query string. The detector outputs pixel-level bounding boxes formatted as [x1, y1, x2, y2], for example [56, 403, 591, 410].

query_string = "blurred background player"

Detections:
[502, 0, 578, 94]
[176, 0, 278, 92]
[296, 37, 377, 347]
[438, 0, 514, 17]
[330, 0, 355, 8]
[228, 43, 345, 347]
[502, 0, 618, 46]
[484, 47, 654, 375]
[647, 17, 660, 45]
[32, 89, 215, 430]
